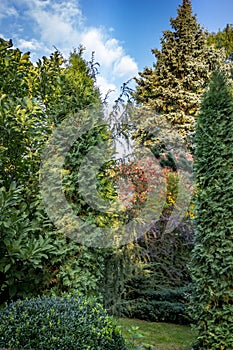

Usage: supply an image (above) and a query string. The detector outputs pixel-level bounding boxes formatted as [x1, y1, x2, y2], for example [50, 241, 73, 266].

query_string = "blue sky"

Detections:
[0, 0, 232, 100]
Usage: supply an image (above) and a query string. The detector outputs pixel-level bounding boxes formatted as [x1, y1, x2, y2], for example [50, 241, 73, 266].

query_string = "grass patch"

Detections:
[117, 318, 195, 350]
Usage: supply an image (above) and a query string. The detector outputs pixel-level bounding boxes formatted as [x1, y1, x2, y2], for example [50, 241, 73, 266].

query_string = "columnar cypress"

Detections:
[134, 0, 223, 150]
[190, 69, 233, 349]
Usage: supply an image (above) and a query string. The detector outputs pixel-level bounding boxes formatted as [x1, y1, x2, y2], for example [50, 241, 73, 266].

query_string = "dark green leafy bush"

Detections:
[0, 295, 128, 350]
[120, 286, 191, 325]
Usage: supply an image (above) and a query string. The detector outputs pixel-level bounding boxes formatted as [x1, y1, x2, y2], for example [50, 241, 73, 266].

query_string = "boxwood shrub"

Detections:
[0, 295, 128, 350]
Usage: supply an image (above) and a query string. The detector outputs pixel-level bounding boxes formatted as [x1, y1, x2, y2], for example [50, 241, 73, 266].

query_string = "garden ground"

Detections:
[118, 318, 195, 350]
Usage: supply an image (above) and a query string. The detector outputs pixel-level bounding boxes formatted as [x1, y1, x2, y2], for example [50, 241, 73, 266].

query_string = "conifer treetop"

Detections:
[133, 0, 224, 151]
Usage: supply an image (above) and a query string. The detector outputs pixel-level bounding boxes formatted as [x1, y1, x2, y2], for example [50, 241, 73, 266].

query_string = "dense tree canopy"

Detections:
[0, 38, 106, 303]
[1, 1, 233, 339]
[133, 0, 224, 150]
[207, 24, 233, 62]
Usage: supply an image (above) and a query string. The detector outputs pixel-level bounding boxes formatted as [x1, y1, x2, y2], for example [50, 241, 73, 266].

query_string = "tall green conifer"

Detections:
[134, 0, 223, 149]
[190, 69, 233, 349]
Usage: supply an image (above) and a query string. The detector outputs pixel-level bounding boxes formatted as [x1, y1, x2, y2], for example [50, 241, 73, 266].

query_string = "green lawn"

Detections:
[117, 318, 195, 350]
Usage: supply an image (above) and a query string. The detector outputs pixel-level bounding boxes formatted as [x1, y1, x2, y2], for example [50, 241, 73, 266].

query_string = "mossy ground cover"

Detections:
[118, 318, 195, 350]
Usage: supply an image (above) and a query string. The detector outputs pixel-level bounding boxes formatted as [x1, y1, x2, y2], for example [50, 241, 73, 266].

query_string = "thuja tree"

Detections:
[133, 0, 223, 150]
[190, 69, 233, 349]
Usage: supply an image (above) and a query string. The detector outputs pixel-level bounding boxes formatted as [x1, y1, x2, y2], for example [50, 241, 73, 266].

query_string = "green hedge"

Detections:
[120, 286, 191, 325]
[0, 296, 128, 350]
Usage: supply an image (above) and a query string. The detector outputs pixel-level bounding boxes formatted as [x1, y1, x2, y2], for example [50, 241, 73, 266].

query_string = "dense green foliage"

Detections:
[207, 24, 233, 62]
[0, 38, 106, 303]
[98, 152, 194, 318]
[0, 295, 127, 350]
[121, 285, 191, 325]
[110, 125, 194, 319]
[0, 37, 145, 314]
[125, 0, 215, 313]
[190, 69, 233, 349]
[1, 3, 233, 347]
[134, 0, 223, 150]
[119, 208, 194, 323]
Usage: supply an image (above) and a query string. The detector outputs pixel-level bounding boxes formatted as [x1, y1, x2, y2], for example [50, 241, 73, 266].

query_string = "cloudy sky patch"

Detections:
[0, 0, 138, 98]
[1, 0, 232, 99]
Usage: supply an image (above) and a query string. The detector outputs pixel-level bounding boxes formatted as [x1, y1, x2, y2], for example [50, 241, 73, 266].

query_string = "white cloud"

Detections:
[96, 76, 117, 100]
[81, 29, 123, 67]
[10, 0, 139, 97]
[51, 1, 82, 22]
[0, 1, 18, 19]
[0, 33, 7, 40]
[28, 9, 80, 47]
[113, 55, 138, 78]
[18, 38, 45, 51]
[6, 7, 18, 17]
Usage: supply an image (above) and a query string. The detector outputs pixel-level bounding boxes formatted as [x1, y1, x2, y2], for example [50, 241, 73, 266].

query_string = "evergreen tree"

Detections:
[207, 24, 233, 62]
[190, 69, 233, 349]
[134, 0, 223, 150]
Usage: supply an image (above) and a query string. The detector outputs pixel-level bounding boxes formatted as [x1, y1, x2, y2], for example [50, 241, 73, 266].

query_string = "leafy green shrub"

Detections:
[0, 295, 128, 350]
[0, 183, 104, 304]
[121, 286, 191, 325]
[0, 183, 57, 303]
[0, 38, 108, 305]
